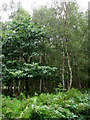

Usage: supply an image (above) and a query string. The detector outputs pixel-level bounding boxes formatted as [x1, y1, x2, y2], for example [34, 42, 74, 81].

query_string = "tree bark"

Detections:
[13, 81, 15, 93]
[25, 79, 29, 98]
[10, 82, 13, 97]
[67, 71, 69, 89]
[18, 80, 20, 93]
[62, 40, 65, 90]
[39, 79, 42, 93]
[65, 46, 73, 91]
[64, 2, 73, 91]
[39, 52, 42, 93]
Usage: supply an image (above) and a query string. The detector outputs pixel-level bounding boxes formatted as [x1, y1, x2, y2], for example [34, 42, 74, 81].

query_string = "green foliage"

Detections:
[1, 2, 89, 119]
[2, 89, 89, 119]
[2, 14, 45, 67]
[32, 0, 88, 88]
[2, 62, 57, 82]
[56, 83, 66, 92]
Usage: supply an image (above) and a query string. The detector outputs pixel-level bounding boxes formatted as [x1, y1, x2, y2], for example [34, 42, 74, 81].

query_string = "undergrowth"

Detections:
[2, 88, 89, 119]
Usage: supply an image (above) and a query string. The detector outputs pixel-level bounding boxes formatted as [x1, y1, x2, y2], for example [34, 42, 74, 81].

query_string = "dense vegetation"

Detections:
[2, 88, 89, 119]
[0, 0, 89, 119]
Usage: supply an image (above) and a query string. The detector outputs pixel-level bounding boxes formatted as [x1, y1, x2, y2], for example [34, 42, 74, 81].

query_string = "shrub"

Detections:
[2, 88, 89, 119]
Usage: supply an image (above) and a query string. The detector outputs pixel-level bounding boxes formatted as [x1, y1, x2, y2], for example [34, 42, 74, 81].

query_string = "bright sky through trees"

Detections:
[0, 0, 89, 22]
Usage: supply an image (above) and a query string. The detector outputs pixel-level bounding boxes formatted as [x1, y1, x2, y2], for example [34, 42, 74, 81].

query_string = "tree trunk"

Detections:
[66, 46, 73, 91]
[67, 71, 69, 89]
[18, 80, 21, 94]
[62, 40, 65, 90]
[25, 80, 29, 98]
[39, 79, 42, 93]
[10, 82, 13, 97]
[79, 79, 82, 89]
[39, 53, 42, 94]
[43, 79, 46, 92]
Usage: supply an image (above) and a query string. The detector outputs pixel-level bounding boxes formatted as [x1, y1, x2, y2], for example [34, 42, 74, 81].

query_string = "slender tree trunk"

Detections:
[40, 52, 42, 64]
[33, 81, 35, 92]
[25, 80, 29, 98]
[65, 46, 73, 91]
[8, 85, 10, 93]
[67, 71, 69, 89]
[79, 79, 82, 89]
[10, 82, 13, 97]
[43, 79, 46, 92]
[45, 53, 48, 65]
[18, 80, 21, 95]
[62, 40, 65, 90]
[63, 2, 73, 91]
[39, 52, 42, 93]
[39, 79, 42, 93]
[13, 81, 15, 93]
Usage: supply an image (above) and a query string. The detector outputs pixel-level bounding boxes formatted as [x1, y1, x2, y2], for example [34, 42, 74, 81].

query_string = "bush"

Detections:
[2, 88, 89, 119]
